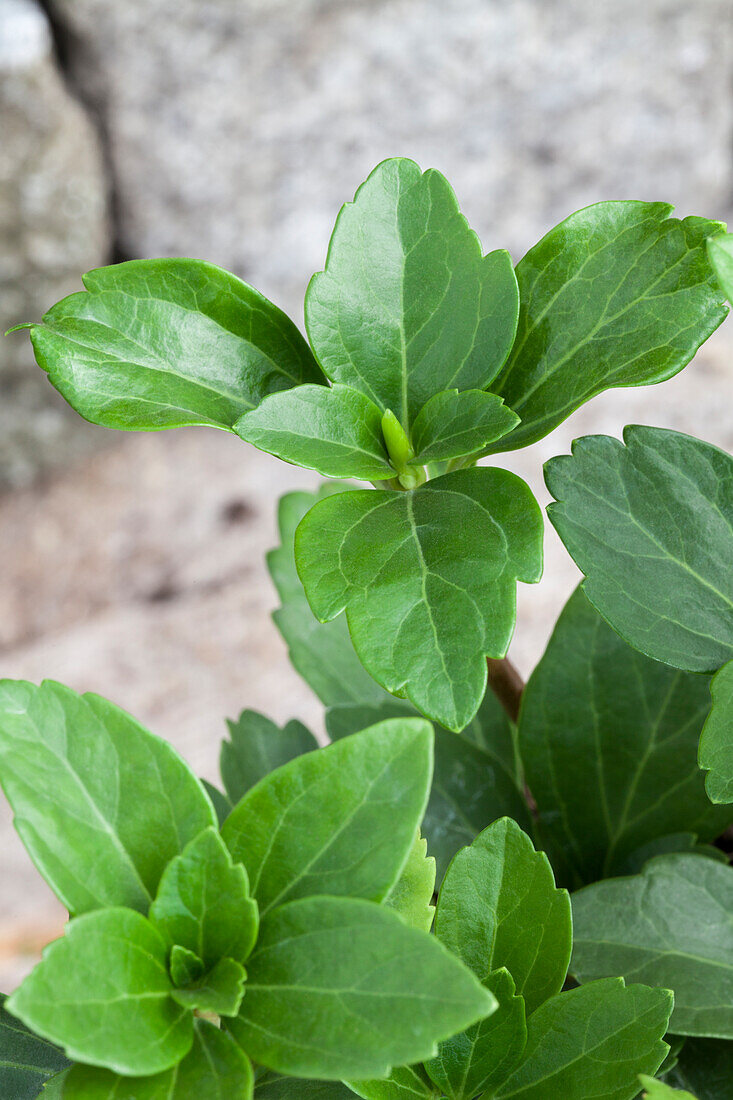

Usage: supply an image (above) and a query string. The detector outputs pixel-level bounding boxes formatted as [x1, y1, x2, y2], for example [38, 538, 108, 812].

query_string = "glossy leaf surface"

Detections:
[545, 426, 733, 673]
[410, 390, 519, 464]
[222, 719, 432, 915]
[8, 909, 192, 1076]
[495, 979, 672, 1099]
[305, 158, 519, 429]
[571, 854, 733, 1036]
[0, 995, 69, 1100]
[346, 1065, 438, 1099]
[296, 468, 543, 730]
[27, 258, 322, 430]
[435, 818, 571, 1016]
[0, 680, 215, 916]
[490, 202, 727, 451]
[220, 709, 318, 806]
[228, 895, 495, 1080]
[698, 660, 733, 804]
[519, 589, 730, 887]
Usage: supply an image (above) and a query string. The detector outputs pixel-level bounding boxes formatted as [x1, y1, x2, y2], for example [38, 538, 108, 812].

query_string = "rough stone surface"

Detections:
[0, 0, 109, 489]
[50, 0, 733, 317]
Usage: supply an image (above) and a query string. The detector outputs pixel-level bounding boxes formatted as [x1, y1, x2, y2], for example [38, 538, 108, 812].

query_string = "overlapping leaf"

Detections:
[219, 709, 318, 806]
[545, 426, 733, 673]
[295, 468, 543, 730]
[708, 233, 733, 301]
[410, 390, 519, 465]
[698, 660, 733, 804]
[346, 1065, 438, 1099]
[489, 202, 727, 452]
[383, 831, 436, 933]
[665, 1038, 733, 1099]
[0, 995, 69, 1100]
[639, 1076, 697, 1099]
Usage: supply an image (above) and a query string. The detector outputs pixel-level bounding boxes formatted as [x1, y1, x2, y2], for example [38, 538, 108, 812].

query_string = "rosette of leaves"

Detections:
[10, 159, 726, 731]
[0, 680, 497, 1097]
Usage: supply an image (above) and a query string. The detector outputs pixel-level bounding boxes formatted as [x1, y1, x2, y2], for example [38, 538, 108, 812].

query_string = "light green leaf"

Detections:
[42, 1071, 70, 1096]
[170, 956, 246, 1017]
[494, 979, 671, 1099]
[62, 1020, 253, 1098]
[234, 384, 395, 480]
[305, 158, 519, 430]
[149, 826, 258, 967]
[665, 1038, 733, 1099]
[346, 1064, 438, 1099]
[268, 486, 392, 708]
[25, 258, 323, 431]
[699, 660, 733, 804]
[708, 233, 733, 300]
[169, 945, 205, 987]
[489, 202, 727, 452]
[326, 696, 531, 881]
[545, 426, 733, 673]
[384, 831, 436, 933]
[425, 968, 526, 1100]
[227, 894, 495, 1080]
[0, 994, 70, 1100]
[295, 468, 543, 731]
[220, 709, 318, 805]
[639, 1076, 697, 1099]
[435, 818, 571, 1016]
[0, 680, 216, 916]
[7, 909, 192, 1076]
[410, 390, 519, 465]
[571, 854, 733, 1037]
[222, 719, 433, 916]
[518, 588, 731, 887]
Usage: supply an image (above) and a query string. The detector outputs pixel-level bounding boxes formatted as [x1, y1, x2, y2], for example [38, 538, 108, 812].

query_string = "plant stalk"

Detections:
[486, 656, 525, 724]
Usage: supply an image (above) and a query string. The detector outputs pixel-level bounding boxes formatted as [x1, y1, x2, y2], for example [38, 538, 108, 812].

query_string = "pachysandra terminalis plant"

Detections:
[2, 158, 733, 1098]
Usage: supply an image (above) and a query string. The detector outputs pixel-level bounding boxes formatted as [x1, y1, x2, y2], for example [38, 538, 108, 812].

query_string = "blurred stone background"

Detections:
[0, 0, 732, 983]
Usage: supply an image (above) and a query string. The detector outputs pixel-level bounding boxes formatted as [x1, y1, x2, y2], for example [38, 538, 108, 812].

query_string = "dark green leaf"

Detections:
[435, 818, 571, 1016]
[708, 233, 733, 301]
[490, 203, 727, 452]
[8, 909, 192, 1076]
[170, 956, 246, 1017]
[347, 1065, 438, 1099]
[222, 719, 432, 916]
[26, 258, 323, 431]
[200, 780, 232, 827]
[305, 158, 519, 429]
[617, 833, 729, 876]
[235, 385, 394, 479]
[0, 994, 69, 1100]
[571, 854, 733, 1037]
[227, 894, 495, 1080]
[0, 680, 216, 916]
[639, 1076, 697, 1099]
[268, 487, 391, 707]
[666, 1038, 733, 1099]
[699, 659, 733, 804]
[410, 390, 519, 465]
[545, 427, 733, 673]
[62, 1020, 253, 1098]
[254, 1078, 354, 1099]
[383, 831, 436, 933]
[494, 979, 672, 1099]
[295, 468, 543, 731]
[149, 826, 258, 967]
[425, 967, 526, 1100]
[518, 588, 731, 887]
[220, 709, 318, 805]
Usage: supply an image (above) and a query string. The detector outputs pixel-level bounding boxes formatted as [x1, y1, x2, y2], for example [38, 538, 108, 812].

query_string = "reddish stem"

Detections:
[486, 656, 525, 724]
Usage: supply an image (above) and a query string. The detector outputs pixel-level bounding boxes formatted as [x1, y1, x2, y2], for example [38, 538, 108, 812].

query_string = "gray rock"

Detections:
[0, 0, 109, 489]
[50, 0, 733, 319]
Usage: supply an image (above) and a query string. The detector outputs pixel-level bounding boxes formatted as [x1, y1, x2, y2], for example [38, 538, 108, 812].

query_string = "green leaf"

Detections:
[222, 719, 432, 916]
[226, 894, 495, 1080]
[617, 833, 730, 877]
[295, 468, 543, 730]
[494, 979, 672, 1099]
[639, 1076, 697, 1099]
[666, 1038, 733, 1099]
[410, 390, 519, 465]
[268, 486, 392, 708]
[425, 968, 527, 1100]
[7, 909, 192, 1076]
[435, 818, 571, 1016]
[384, 831, 436, 932]
[61, 1020, 253, 1099]
[255, 1078, 355, 1099]
[220, 709, 318, 805]
[326, 696, 531, 881]
[708, 233, 733, 300]
[518, 588, 731, 887]
[545, 426, 733, 673]
[170, 956, 246, 1017]
[0, 994, 70, 1100]
[305, 158, 519, 430]
[489, 202, 727, 452]
[42, 1072, 70, 1096]
[0, 680, 216, 916]
[26, 258, 323, 431]
[346, 1065, 438, 1099]
[571, 854, 733, 1037]
[200, 780, 232, 827]
[169, 945, 205, 987]
[699, 659, 733, 803]
[234, 384, 395, 480]
[149, 826, 258, 967]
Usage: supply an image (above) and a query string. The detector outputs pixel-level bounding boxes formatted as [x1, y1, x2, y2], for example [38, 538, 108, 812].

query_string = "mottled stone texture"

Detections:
[0, 0, 109, 488]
